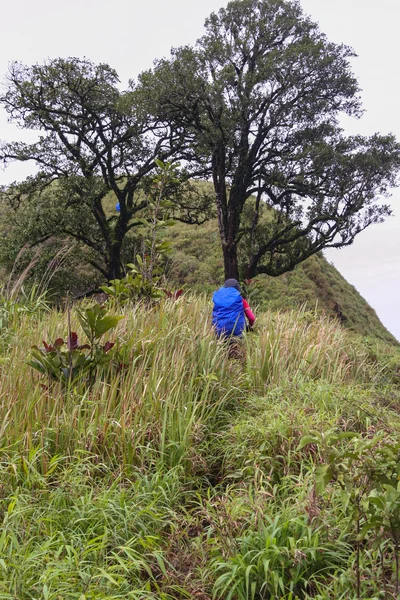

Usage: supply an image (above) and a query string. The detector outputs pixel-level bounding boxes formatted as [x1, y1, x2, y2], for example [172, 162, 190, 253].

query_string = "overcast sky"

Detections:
[0, 0, 399, 339]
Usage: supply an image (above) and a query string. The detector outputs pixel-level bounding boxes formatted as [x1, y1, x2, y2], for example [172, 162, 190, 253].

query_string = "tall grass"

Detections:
[1, 293, 400, 598]
[0, 297, 239, 469]
[245, 308, 372, 388]
[0, 296, 389, 474]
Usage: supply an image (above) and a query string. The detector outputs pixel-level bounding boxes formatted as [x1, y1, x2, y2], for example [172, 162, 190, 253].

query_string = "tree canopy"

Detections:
[0, 58, 211, 281]
[136, 0, 400, 279]
[1, 0, 400, 288]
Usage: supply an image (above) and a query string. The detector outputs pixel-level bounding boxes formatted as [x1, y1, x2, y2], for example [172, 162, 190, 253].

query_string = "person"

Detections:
[212, 278, 255, 338]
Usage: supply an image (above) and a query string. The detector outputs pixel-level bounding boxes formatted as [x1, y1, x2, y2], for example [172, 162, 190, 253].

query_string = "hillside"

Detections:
[0, 186, 396, 345]
[0, 291, 400, 598]
[165, 219, 398, 345]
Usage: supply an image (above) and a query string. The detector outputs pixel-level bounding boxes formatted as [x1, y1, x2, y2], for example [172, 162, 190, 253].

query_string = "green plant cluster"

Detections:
[1, 176, 397, 348]
[100, 160, 179, 303]
[0, 289, 400, 598]
[0, 284, 50, 356]
[100, 262, 165, 304]
[28, 304, 123, 384]
[212, 515, 350, 600]
[299, 431, 400, 598]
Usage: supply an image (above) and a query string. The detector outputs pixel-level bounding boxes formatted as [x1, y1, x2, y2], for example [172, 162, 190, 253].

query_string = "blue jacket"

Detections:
[212, 287, 245, 337]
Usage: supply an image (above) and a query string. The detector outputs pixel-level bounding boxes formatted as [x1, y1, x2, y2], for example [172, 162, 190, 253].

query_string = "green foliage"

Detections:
[101, 160, 180, 303]
[0, 284, 50, 319]
[0, 60, 212, 283]
[140, 0, 400, 280]
[28, 304, 123, 385]
[1, 2, 400, 297]
[0, 214, 104, 301]
[0, 294, 399, 597]
[299, 431, 400, 509]
[101, 160, 187, 305]
[299, 431, 400, 596]
[76, 304, 124, 343]
[0, 7, 399, 598]
[102, 260, 184, 306]
[165, 218, 398, 345]
[101, 263, 165, 303]
[0, 461, 191, 599]
[101, 266, 183, 304]
[212, 514, 350, 600]
[0, 284, 51, 354]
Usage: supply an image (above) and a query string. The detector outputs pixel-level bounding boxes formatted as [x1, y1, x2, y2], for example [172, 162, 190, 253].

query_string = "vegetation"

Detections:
[1, 0, 400, 284]
[28, 303, 123, 385]
[0, 62, 211, 280]
[0, 197, 396, 343]
[164, 218, 398, 345]
[139, 0, 400, 280]
[0, 286, 399, 598]
[0, 2, 399, 597]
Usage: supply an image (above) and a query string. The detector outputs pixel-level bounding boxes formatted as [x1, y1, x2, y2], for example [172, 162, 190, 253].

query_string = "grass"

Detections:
[244, 308, 373, 387]
[0, 291, 400, 598]
[164, 219, 398, 345]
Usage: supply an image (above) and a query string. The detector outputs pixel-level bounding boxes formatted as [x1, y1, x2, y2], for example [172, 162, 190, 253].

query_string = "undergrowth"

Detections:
[0, 291, 399, 598]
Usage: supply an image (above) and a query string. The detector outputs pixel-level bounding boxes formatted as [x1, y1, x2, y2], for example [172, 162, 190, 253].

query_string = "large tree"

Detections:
[0, 58, 211, 281]
[136, 0, 400, 280]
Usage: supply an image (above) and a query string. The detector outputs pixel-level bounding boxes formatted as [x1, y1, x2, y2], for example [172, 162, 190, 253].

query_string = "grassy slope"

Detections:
[1, 183, 396, 344]
[165, 219, 398, 345]
[0, 293, 400, 598]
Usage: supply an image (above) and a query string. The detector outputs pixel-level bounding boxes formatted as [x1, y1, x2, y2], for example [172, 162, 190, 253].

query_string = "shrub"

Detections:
[28, 304, 123, 385]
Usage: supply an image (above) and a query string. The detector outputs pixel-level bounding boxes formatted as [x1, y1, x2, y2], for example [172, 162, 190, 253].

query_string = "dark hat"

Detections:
[224, 278, 241, 293]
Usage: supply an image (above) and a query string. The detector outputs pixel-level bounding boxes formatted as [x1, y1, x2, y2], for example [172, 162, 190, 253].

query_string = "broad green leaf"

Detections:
[94, 315, 124, 338]
[297, 435, 319, 450]
[315, 464, 333, 494]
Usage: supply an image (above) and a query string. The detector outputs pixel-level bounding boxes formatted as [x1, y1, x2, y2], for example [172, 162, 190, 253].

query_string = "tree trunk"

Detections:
[223, 243, 239, 280]
[106, 208, 129, 280]
[107, 243, 123, 280]
[212, 146, 245, 282]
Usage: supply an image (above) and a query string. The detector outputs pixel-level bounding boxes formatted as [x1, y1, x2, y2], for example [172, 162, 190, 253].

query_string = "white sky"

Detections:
[0, 0, 399, 340]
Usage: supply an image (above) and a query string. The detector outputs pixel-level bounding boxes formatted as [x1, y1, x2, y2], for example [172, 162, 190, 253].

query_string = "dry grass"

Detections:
[245, 308, 372, 388]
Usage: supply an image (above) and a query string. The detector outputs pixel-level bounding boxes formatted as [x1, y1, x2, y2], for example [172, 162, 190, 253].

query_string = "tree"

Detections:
[0, 58, 211, 282]
[137, 0, 400, 280]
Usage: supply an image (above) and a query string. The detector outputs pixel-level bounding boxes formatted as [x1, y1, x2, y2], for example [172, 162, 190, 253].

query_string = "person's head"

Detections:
[224, 278, 241, 294]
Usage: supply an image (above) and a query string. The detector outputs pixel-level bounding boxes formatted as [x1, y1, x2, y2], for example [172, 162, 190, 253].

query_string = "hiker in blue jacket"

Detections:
[212, 278, 256, 338]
